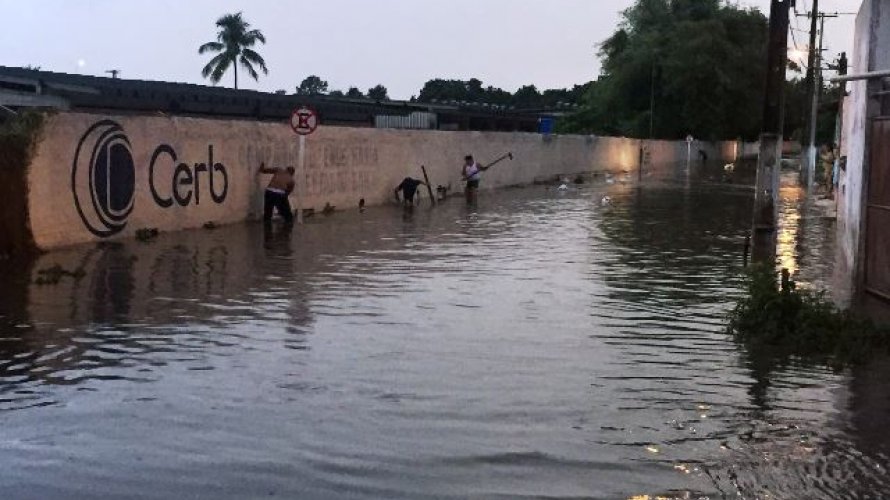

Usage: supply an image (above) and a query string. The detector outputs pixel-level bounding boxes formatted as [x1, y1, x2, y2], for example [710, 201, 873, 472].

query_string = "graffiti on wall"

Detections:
[241, 139, 379, 199]
[306, 140, 378, 197]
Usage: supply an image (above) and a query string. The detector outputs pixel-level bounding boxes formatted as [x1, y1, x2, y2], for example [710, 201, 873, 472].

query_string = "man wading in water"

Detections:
[258, 163, 295, 225]
[394, 177, 427, 207]
[462, 155, 489, 203]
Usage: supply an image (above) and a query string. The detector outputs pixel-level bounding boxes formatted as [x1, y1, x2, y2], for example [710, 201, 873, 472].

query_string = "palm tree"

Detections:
[199, 12, 267, 89]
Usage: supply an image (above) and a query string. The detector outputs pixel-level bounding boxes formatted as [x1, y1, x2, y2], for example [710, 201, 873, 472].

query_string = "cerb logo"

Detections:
[71, 120, 230, 237]
[71, 120, 136, 237]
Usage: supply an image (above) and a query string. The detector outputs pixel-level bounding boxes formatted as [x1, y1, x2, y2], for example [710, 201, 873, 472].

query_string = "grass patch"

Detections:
[728, 263, 890, 368]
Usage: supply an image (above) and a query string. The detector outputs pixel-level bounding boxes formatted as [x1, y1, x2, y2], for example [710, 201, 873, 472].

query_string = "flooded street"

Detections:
[0, 175, 887, 499]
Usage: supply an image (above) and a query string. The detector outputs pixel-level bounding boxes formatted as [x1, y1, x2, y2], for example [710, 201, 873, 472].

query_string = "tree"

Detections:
[346, 87, 364, 98]
[415, 77, 588, 108]
[563, 0, 769, 140]
[512, 85, 543, 108]
[199, 12, 267, 89]
[297, 75, 328, 95]
[328, 90, 345, 97]
[367, 84, 389, 101]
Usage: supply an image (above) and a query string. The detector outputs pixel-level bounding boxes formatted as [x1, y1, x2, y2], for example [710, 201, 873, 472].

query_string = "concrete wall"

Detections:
[835, 0, 890, 306]
[22, 111, 738, 250]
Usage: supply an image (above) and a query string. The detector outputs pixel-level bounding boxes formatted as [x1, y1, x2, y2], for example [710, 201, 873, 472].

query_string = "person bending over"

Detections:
[394, 177, 426, 207]
[259, 163, 295, 224]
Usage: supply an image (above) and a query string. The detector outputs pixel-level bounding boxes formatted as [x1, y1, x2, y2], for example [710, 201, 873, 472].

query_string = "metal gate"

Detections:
[865, 117, 890, 300]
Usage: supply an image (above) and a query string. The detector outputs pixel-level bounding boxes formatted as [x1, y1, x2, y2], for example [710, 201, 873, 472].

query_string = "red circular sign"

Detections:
[290, 106, 319, 136]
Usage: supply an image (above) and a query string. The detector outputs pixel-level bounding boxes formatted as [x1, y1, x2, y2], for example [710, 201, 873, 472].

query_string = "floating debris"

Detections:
[135, 228, 159, 242]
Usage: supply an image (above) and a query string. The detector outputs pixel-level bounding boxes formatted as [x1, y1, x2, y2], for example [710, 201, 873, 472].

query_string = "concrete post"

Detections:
[752, 0, 791, 262]
[753, 134, 782, 262]
[801, 0, 819, 187]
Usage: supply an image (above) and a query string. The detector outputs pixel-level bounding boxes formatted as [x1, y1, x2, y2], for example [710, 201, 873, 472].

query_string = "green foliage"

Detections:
[297, 75, 328, 95]
[728, 263, 890, 368]
[0, 111, 45, 257]
[782, 76, 842, 143]
[0, 110, 45, 137]
[416, 78, 590, 109]
[346, 87, 365, 98]
[199, 12, 268, 89]
[367, 84, 389, 101]
[564, 0, 769, 140]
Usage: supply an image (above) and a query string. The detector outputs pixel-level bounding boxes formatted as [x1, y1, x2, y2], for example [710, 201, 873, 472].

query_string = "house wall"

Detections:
[835, 0, 890, 306]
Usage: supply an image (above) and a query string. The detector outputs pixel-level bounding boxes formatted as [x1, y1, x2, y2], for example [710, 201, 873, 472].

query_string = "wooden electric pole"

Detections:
[752, 0, 793, 263]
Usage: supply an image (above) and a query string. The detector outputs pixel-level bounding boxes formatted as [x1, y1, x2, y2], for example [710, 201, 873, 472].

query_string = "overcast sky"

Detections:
[0, 0, 857, 99]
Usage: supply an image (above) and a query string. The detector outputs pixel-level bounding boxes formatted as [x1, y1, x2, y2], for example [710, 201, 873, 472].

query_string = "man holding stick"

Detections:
[462, 155, 488, 203]
[462, 153, 512, 203]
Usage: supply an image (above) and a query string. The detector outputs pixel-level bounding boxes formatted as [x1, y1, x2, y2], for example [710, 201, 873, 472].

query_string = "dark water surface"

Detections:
[1, 177, 888, 499]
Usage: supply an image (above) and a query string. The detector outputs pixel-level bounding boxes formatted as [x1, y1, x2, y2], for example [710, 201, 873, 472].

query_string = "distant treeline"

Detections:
[293, 75, 590, 111]
[292, 0, 843, 142]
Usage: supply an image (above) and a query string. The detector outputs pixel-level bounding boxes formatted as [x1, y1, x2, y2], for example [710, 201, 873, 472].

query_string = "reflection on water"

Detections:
[777, 182, 803, 275]
[0, 176, 885, 500]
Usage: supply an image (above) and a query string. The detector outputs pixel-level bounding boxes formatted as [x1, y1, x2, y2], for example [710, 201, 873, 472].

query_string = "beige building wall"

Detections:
[26, 111, 738, 250]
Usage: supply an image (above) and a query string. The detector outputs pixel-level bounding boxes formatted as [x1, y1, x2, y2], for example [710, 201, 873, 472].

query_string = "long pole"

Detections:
[297, 135, 306, 224]
[810, 15, 826, 180]
[649, 62, 656, 140]
[801, 0, 819, 187]
[640, 62, 656, 183]
[752, 0, 791, 263]
[421, 165, 435, 205]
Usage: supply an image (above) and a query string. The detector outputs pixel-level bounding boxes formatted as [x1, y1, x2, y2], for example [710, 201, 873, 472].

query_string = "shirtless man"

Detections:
[258, 163, 295, 224]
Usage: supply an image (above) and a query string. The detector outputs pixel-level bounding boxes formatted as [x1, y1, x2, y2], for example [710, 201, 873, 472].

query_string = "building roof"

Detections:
[0, 66, 547, 131]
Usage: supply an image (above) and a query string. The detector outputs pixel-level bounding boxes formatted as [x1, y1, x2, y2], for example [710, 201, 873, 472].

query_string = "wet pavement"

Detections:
[0, 172, 887, 499]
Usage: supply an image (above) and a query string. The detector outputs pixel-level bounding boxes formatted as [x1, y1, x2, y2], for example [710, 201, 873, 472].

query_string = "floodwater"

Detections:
[0, 171, 887, 499]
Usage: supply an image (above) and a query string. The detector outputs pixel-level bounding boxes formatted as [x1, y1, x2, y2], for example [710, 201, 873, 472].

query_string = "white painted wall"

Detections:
[25, 111, 738, 250]
[835, 0, 890, 305]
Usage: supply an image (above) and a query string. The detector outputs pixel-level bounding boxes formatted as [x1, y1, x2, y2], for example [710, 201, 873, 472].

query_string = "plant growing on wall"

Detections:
[199, 12, 268, 89]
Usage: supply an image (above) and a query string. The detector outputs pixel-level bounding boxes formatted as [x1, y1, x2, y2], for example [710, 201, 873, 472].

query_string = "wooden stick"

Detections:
[421, 165, 435, 206]
[484, 152, 514, 169]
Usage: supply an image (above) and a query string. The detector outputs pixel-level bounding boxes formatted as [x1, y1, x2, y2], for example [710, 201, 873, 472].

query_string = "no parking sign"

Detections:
[290, 106, 319, 136]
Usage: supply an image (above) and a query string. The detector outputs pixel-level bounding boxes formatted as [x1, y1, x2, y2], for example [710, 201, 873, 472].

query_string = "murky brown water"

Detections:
[0, 173, 887, 499]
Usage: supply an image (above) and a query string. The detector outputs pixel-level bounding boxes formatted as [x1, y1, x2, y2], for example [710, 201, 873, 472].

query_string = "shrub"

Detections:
[728, 263, 890, 367]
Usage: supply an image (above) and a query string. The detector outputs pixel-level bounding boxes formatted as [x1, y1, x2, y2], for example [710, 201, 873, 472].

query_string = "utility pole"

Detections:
[752, 0, 792, 263]
[105, 69, 121, 79]
[799, 9, 843, 189]
[800, 0, 819, 187]
[640, 60, 656, 182]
